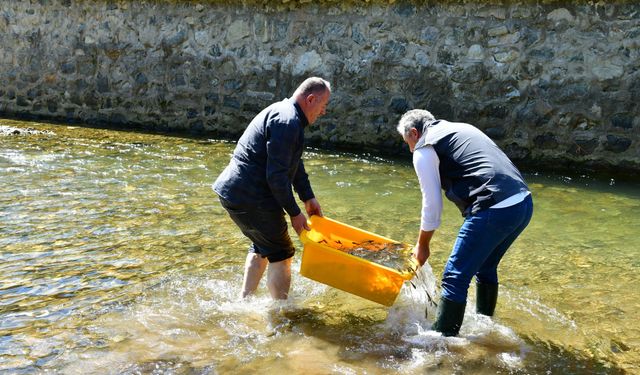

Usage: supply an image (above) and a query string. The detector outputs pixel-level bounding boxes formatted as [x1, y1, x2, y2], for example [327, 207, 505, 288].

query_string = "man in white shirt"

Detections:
[397, 109, 533, 336]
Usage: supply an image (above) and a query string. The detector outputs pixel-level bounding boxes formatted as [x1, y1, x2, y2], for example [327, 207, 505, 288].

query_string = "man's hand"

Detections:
[413, 229, 435, 266]
[304, 198, 323, 217]
[412, 243, 430, 266]
[290, 212, 310, 235]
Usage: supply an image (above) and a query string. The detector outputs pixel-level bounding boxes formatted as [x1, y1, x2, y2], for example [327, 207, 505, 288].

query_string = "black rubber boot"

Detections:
[431, 297, 466, 337]
[476, 282, 499, 316]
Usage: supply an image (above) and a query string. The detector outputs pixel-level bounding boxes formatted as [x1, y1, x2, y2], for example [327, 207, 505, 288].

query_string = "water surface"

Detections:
[1, 119, 638, 374]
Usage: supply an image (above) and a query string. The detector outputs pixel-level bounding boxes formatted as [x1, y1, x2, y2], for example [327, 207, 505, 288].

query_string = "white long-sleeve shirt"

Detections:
[413, 146, 443, 231]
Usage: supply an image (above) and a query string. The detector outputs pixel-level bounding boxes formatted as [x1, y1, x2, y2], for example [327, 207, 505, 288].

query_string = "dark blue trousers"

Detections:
[441, 195, 533, 303]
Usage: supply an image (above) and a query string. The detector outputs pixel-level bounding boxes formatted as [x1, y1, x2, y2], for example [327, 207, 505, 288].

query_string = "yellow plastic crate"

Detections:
[299, 215, 417, 306]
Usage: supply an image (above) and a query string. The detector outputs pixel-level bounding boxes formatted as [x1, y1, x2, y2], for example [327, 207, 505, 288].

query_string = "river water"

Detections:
[1, 119, 638, 374]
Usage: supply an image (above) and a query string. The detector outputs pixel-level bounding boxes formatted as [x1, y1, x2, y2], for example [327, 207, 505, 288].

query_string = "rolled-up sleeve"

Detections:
[265, 120, 302, 216]
[413, 146, 443, 231]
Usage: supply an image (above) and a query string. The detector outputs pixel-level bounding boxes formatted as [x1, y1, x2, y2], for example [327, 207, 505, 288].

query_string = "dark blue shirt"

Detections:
[213, 98, 314, 216]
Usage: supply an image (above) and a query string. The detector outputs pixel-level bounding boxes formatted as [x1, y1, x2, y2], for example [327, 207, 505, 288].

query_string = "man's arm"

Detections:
[412, 146, 443, 265]
[265, 120, 315, 234]
[292, 159, 323, 217]
[292, 159, 314, 200]
[265, 120, 302, 217]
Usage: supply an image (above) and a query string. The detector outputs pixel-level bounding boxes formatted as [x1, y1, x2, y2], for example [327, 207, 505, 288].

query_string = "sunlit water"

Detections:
[1, 119, 639, 374]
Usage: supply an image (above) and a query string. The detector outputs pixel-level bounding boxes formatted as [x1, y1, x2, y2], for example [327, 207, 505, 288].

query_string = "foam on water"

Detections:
[381, 262, 530, 373]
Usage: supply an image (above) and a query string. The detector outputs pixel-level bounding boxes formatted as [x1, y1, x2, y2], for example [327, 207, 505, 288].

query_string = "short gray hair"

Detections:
[294, 77, 331, 97]
[396, 109, 436, 137]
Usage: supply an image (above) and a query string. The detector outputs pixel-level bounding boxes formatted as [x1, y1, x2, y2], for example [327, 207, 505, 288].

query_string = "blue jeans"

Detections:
[441, 194, 533, 303]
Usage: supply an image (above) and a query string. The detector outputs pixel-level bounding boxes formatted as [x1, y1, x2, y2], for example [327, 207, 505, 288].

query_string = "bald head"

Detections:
[293, 77, 331, 98]
[293, 77, 331, 125]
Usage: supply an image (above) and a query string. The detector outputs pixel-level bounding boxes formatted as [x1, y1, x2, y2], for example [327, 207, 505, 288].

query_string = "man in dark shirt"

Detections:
[213, 77, 331, 300]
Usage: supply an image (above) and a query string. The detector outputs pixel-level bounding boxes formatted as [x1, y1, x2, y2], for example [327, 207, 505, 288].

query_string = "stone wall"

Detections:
[1, 0, 638, 174]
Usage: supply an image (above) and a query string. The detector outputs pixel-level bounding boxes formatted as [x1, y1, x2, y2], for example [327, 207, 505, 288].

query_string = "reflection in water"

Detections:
[0, 120, 638, 374]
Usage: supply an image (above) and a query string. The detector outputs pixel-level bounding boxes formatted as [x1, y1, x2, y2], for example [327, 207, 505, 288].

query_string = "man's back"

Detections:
[213, 98, 312, 215]
[422, 120, 528, 216]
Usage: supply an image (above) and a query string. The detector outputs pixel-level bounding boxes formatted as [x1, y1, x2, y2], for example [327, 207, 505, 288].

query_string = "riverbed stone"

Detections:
[604, 135, 632, 153]
[611, 113, 634, 129]
[494, 50, 519, 63]
[293, 50, 323, 76]
[593, 64, 624, 81]
[467, 45, 484, 61]
[534, 133, 559, 149]
[488, 26, 509, 37]
[222, 96, 240, 109]
[226, 20, 251, 43]
[389, 97, 409, 114]
[162, 29, 188, 50]
[503, 142, 530, 160]
[96, 75, 109, 93]
[485, 126, 506, 140]
[569, 136, 599, 156]
[488, 32, 520, 47]
[47, 99, 57, 113]
[547, 8, 575, 23]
